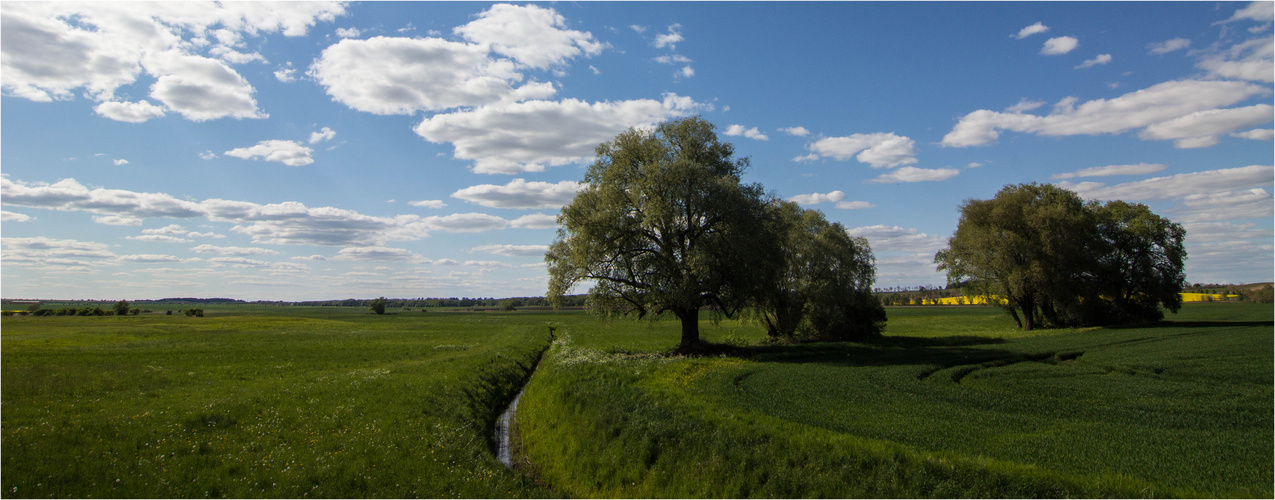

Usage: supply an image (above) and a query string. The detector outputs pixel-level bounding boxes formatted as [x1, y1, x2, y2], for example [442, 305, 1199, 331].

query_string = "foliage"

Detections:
[369, 296, 387, 315]
[1239, 284, 1275, 303]
[935, 183, 1187, 330]
[517, 304, 1272, 498]
[1086, 200, 1187, 322]
[547, 116, 775, 350]
[184, 308, 204, 317]
[113, 300, 131, 317]
[754, 200, 885, 341]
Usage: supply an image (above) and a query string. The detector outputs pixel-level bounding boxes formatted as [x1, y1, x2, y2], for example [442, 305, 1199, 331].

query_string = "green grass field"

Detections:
[4, 304, 1271, 497]
[1, 309, 562, 498]
[517, 304, 1273, 497]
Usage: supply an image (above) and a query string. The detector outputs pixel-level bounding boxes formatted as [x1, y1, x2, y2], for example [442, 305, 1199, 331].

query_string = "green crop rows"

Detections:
[518, 303, 1273, 497]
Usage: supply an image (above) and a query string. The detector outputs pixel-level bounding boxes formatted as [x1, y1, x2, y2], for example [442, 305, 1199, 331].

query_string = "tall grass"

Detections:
[516, 304, 1273, 497]
[1, 310, 560, 498]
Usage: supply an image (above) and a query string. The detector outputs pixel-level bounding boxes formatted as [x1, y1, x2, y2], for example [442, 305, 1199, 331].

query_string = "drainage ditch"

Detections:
[494, 326, 555, 468]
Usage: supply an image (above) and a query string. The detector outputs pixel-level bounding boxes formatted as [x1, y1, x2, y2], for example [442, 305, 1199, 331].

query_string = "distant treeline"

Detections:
[874, 288, 962, 306]
[1184, 283, 1274, 304]
[874, 283, 1275, 306]
[2, 295, 589, 309]
[278, 295, 589, 309]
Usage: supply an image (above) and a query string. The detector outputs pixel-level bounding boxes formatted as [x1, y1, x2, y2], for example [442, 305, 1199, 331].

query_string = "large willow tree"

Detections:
[546, 117, 775, 351]
[935, 183, 1186, 330]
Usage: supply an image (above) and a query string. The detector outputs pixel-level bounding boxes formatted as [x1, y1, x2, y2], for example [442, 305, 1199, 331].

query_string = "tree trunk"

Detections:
[676, 308, 701, 349]
[1012, 294, 1036, 331]
[1006, 306, 1023, 329]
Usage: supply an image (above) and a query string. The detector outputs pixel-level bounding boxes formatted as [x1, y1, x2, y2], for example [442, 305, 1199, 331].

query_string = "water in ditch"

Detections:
[494, 385, 526, 467]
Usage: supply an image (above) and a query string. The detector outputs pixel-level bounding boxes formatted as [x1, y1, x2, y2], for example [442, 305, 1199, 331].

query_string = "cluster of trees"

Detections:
[1184, 283, 1275, 303]
[13, 301, 201, 317]
[935, 183, 1187, 330]
[877, 292, 959, 306]
[287, 296, 589, 309]
[1234, 285, 1274, 304]
[24, 306, 117, 317]
[547, 117, 884, 350]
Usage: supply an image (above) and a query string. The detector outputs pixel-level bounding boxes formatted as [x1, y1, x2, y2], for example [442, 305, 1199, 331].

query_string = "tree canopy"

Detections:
[548, 117, 887, 350]
[368, 297, 387, 315]
[546, 117, 776, 350]
[935, 183, 1186, 330]
[756, 200, 885, 341]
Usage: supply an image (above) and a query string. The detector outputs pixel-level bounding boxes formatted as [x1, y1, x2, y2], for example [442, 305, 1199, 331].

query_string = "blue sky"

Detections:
[2, 1, 1272, 301]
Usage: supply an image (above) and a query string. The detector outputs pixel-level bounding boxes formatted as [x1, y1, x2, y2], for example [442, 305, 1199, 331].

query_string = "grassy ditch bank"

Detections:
[516, 304, 1273, 497]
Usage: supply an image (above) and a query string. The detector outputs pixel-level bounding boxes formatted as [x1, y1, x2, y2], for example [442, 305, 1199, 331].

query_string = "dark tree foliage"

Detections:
[368, 297, 387, 315]
[936, 183, 1186, 330]
[113, 300, 131, 317]
[757, 200, 885, 342]
[1086, 200, 1187, 323]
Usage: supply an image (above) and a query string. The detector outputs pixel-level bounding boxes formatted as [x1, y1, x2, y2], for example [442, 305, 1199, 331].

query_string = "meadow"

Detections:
[516, 303, 1273, 497]
[1, 309, 563, 498]
[3, 303, 1271, 498]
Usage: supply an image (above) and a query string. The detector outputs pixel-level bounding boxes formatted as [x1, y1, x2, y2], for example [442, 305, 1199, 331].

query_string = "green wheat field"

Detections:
[3, 303, 1271, 498]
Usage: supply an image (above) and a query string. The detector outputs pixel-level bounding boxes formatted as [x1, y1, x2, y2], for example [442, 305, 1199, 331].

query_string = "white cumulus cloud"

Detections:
[224, 140, 315, 166]
[0, 1, 343, 117]
[470, 244, 550, 258]
[451, 179, 584, 209]
[805, 133, 918, 168]
[453, 3, 604, 70]
[1138, 104, 1274, 148]
[723, 124, 769, 141]
[1148, 38, 1191, 55]
[1232, 128, 1274, 141]
[941, 79, 1271, 148]
[653, 24, 683, 49]
[790, 191, 845, 205]
[1, 211, 32, 222]
[835, 201, 876, 210]
[94, 100, 166, 123]
[1057, 165, 1274, 201]
[868, 167, 960, 184]
[1041, 36, 1079, 55]
[409, 200, 447, 209]
[415, 94, 706, 174]
[1014, 22, 1050, 39]
[510, 213, 559, 229]
[334, 246, 421, 261]
[1051, 163, 1166, 180]
[1195, 35, 1274, 83]
[308, 127, 336, 144]
[190, 244, 279, 256]
[1075, 53, 1112, 69]
[309, 35, 554, 115]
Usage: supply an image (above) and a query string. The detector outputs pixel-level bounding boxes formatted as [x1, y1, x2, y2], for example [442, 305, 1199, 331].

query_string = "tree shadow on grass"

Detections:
[733, 335, 1024, 371]
[1105, 320, 1274, 330]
